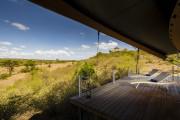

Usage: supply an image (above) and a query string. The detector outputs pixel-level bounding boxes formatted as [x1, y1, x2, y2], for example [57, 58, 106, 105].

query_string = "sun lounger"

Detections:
[150, 72, 170, 82]
[145, 69, 159, 76]
[124, 69, 159, 80]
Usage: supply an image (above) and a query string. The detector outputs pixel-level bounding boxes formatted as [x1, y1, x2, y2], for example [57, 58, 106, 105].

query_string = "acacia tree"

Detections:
[1, 60, 19, 75]
[24, 60, 36, 72]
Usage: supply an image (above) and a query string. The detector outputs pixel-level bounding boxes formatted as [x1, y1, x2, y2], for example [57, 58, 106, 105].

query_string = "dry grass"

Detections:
[0, 62, 73, 88]
[0, 51, 177, 120]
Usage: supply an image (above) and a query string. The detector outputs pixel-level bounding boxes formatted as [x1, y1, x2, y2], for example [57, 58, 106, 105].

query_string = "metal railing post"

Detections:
[78, 75, 81, 97]
[112, 70, 116, 84]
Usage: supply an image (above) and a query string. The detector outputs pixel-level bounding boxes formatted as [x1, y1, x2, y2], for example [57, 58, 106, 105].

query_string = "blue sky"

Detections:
[0, 0, 134, 60]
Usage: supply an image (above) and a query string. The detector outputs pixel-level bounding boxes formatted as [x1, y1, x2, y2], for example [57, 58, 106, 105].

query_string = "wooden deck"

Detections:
[71, 80, 180, 120]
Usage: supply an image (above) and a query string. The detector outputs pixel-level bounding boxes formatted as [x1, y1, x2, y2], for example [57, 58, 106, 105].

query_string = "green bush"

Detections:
[21, 60, 37, 73]
[115, 68, 129, 79]
[20, 68, 29, 73]
[98, 70, 111, 85]
[78, 62, 96, 80]
[0, 73, 10, 80]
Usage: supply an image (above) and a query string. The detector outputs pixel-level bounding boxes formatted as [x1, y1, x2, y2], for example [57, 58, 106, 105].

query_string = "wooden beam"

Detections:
[169, 0, 180, 51]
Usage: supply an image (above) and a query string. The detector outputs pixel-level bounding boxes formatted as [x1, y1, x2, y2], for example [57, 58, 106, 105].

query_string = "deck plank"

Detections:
[71, 81, 180, 120]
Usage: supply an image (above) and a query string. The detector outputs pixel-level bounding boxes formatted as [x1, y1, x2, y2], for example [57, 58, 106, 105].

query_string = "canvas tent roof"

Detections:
[30, 0, 180, 59]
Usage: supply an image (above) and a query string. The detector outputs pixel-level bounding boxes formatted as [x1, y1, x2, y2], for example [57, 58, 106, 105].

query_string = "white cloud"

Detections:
[100, 33, 107, 36]
[81, 44, 90, 49]
[0, 43, 77, 59]
[0, 47, 8, 52]
[35, 49, 74, 56]
[9, 50, 18, 54]
[11, 22, 30, 31]
[4, 20, 10, 23]
[20, 45, 26, 49]
[11, 45, 26, 51]
[0, 50, 34, 59]
[0, 47, 96, 60]
[69, 51, 75, 55]
[64, 47, 69, 50]
[3, 19, 30, 31]
[96, 40, 118, 50]
[12, 47, 23, 51]
[0, 41, 12, 46]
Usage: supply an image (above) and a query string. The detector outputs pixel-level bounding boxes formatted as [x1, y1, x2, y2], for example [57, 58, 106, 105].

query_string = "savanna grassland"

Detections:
[0, 50, 179, 120]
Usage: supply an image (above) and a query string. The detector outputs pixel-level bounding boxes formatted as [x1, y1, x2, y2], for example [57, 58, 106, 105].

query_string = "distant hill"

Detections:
[84, 50, 178, 75]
